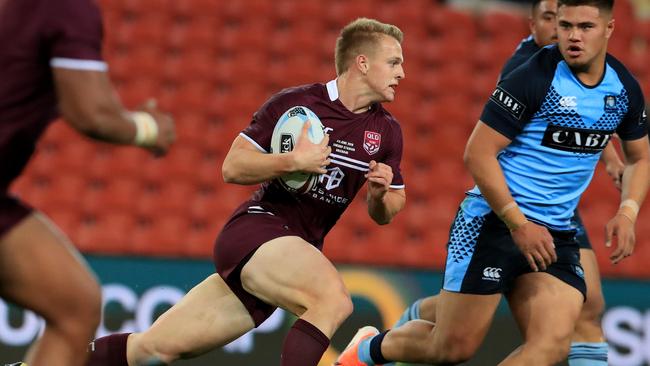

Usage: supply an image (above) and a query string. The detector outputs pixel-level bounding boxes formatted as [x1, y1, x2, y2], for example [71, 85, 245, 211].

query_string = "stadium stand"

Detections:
[9, 0, 650, 277]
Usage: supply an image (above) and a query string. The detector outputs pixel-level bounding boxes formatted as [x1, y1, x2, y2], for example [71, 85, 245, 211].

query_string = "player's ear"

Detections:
[605, 18, 615, 39]
[356, 54, 369, 76]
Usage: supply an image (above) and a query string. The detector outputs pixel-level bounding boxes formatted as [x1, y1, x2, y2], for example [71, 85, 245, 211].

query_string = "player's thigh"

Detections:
[579, 248, 605, 316]
[429, 290, 501, 354]
[508, 272, 583, 346]
[240, 235, 348, 316]
[135, 273, 255, 358]
[0, 212, 101, 323]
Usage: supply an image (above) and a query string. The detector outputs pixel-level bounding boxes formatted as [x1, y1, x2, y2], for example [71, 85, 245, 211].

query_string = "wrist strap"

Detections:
[619, 199, 640, 216]
[130, 111, 158, 147]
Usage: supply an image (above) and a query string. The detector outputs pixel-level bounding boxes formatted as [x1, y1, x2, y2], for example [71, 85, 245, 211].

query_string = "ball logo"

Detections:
[363, 131, 381, 155]
[482, 267, 502, 281]
[280, 134, 294, 153]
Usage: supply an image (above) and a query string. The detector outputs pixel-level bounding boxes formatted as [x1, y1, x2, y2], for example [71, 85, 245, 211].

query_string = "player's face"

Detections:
[557, 5, 614, 72]
[366, 35, 405, 103]
[530, 0, 558, 47]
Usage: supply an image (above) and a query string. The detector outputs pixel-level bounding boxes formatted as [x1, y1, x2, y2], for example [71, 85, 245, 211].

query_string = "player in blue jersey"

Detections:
[379, 1, 627, 365]
[336, 1, 649, 365]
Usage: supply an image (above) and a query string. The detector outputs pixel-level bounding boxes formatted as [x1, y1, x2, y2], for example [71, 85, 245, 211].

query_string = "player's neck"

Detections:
[336, 75, 375, 114]
[571, 53, 607, 87]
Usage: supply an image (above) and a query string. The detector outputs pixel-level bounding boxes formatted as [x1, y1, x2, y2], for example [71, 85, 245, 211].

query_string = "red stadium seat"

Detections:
[130, 214, 190, 256]
[480, 11, 528, 41]
[425, 7, 477, 41]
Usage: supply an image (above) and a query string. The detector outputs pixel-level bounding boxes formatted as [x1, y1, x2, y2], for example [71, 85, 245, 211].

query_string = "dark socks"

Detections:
[369, 331, 390, 364]
[280, 319, 330, 366]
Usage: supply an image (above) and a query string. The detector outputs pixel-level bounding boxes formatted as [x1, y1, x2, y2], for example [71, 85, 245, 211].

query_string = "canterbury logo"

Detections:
[482, 267, 502, 280]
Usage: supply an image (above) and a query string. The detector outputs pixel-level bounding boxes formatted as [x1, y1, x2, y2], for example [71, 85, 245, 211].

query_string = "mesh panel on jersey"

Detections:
[536, 86, 584, 128]
[594, 88, 629, 131]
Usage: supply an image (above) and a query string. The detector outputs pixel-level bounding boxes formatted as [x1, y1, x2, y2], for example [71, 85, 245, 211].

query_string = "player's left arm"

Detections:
[605, 136, 650, 263]
[366, 160, 406, 225]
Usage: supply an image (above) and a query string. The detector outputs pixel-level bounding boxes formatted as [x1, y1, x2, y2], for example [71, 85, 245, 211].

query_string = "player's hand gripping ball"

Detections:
[271, 106, 325, 193]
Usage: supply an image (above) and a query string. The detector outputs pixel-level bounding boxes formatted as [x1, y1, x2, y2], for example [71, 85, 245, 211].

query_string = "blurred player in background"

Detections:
[386, 1, 626, 365]
[86, 17, 406, 366]
[336, 0, 648, 365]
[0, 0, 175, 365]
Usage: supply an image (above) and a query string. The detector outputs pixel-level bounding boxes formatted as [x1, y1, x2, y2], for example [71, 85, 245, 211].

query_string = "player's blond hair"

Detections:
[335, 18, 403, 76]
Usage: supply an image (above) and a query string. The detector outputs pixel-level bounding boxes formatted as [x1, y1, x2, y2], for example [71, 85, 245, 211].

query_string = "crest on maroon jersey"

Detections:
[363, 131, 381, 155]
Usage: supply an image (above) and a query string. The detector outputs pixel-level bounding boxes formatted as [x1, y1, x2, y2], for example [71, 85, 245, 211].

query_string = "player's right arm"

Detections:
[222, 122, 331, 185]
[464, 122, 557, 271]
[469, 48, 561, 271]
[53, 68, 174, 155]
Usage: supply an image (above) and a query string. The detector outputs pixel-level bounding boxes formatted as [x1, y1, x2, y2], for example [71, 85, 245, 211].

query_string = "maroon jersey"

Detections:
[0, 0, 106, 192]
[240, 80, 405, 246]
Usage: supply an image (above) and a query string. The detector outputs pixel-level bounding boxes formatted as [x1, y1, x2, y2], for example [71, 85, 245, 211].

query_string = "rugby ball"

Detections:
[270, 106, 325, 193]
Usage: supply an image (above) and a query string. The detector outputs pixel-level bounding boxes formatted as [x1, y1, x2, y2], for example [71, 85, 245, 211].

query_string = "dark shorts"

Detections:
[0, 194, 31, 240]
[213, 203, 306, 327]
[571, 209, 592, 250]
[442, 209, 586, 299]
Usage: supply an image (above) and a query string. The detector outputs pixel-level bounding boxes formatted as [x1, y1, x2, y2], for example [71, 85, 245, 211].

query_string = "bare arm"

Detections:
[222, 135, 301, 185]
[464, 121, 556, 271]
[600, 141, 625, 189]
[367, 188, 405, 225]
[52, 68, 174, 154]
[606, 136, 650, 263]
[222, 123, 331, 185]
[364, 159, 405, 225]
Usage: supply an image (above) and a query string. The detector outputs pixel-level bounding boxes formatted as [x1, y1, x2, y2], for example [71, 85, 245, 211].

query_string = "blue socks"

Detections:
[568, 342, 608, 365]
[392, 299, 422, 329]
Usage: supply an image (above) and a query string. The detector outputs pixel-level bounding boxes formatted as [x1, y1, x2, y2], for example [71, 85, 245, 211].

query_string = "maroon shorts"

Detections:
[0, 194, 31, 240]
[213, 204, 305, 327]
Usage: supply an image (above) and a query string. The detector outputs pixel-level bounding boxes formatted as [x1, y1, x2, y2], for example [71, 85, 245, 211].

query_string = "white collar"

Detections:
[326, 79, 338, 101]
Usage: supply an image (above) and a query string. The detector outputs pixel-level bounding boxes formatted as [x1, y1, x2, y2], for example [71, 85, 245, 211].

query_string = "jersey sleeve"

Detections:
[616, 79, 648, 141]
[384, 120, 405, 189]
[44, 0, 104, 62]
[240, 94, 284, 153]
[480, 48, 555, 140]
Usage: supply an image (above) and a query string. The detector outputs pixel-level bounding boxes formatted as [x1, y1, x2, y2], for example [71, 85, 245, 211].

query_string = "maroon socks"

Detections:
[280, 319, 330, 366]
[85, 333, 130, 366]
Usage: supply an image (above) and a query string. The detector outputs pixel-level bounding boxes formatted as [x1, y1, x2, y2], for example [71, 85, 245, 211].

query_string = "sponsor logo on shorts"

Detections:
[490, 87, 525, 119]
[482, 267, 502, 282]
[573, 265, 585, 279]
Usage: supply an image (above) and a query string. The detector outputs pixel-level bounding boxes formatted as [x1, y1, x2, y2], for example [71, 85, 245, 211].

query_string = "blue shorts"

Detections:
[571, 209, 592, 250]
[442, 199, 586, 299]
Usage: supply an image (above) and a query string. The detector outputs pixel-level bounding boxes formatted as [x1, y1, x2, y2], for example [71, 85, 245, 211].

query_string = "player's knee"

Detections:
[48, 278, 102, 340]
[581, 291, 605, 323]
[323, 286, 353, 325]
[308, 280, 353, 326]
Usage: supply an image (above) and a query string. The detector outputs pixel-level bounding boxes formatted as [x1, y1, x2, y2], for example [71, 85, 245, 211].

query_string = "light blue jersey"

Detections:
[471, 45, 647, 230]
